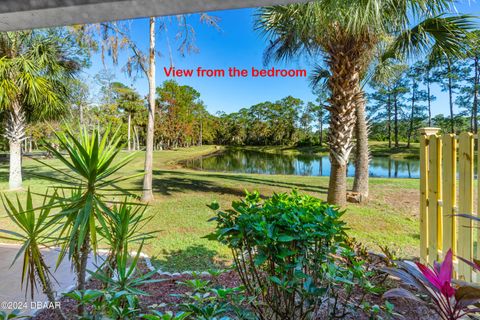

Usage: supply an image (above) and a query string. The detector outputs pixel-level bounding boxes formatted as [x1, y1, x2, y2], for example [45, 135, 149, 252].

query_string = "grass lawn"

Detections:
[0, 145, 420, 272]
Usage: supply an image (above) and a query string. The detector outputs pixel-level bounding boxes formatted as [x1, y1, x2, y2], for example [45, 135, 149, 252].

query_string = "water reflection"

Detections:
[184, 149, 420, 179]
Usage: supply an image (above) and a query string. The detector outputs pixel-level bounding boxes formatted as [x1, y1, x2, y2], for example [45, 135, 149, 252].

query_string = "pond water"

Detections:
[184, 149, 420, 179]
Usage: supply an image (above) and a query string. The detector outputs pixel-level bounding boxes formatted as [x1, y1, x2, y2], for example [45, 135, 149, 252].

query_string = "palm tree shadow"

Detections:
[151, 169, 328, 195]
[149, 170, 247, 197]
[200, 172, 328, 195]
[150, 244, 227, 272]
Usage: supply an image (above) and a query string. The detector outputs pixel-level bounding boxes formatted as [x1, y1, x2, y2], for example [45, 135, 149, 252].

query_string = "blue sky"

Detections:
[84, 1, 480, 116]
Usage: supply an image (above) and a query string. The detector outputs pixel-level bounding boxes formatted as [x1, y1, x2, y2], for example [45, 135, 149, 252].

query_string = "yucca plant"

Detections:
[91, 242, 158, 295]
[32, 126, 141, 315]
[98, 199, 155, 287]
[88, 242, 160, 317]
[0, 189, 65, 319]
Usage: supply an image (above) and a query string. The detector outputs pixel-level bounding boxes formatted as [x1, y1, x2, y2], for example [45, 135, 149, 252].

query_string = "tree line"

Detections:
[4, 77, 328, 152]
[368, 35, 480, 147]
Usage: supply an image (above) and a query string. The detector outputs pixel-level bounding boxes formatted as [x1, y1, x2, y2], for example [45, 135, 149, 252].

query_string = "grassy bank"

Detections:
[0, 145, 420, 272]
[229, 140, 420, 159]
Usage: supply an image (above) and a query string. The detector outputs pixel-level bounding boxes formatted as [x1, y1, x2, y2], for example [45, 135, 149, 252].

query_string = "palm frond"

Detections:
[384, 14, 477, 61]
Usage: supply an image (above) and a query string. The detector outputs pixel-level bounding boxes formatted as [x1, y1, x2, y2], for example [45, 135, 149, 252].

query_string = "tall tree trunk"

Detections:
[319, 117, 323, 147]
[6, 100, 25, 190]
[407, 79, 416, 148]
[127, 113, 131, 151]
[473, 56, 479, 134]
[352, 100, 369, 202]
[79, 103, 84, 126]
[142, 17, 156, 202]
[326, 48, 362, 206]
[132, 126, 137, 150]
[394, 92, 399, 148]
[199, 120, 203, 146]
[135, 126, 140, 150]
[448, 61, 455, 133]
[427, 79, 432, 127]
[387, 93, 391, 148]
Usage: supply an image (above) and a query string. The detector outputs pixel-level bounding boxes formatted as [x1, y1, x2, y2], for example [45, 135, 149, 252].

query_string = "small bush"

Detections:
[207, 190, 349, 319]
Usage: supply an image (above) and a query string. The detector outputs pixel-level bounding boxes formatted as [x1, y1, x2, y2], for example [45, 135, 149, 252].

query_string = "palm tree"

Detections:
[310, 61, 369, 201]
[0, 30, 78, 190]
[111, 82, 145, 151]
[256, 0, 474, 205]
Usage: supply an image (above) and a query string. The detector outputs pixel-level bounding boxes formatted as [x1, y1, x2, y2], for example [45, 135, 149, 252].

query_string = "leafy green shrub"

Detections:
[143, 270, 254, 320]
[174, 274, 255, 320]
[207, 190, 349, 319]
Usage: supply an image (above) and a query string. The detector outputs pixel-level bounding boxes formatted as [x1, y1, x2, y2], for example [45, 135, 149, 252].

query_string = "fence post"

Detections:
[442, 134, 457, 260]
[429, 134, 442, 263]
[419, 128, 440, 264]
[458, 132, 474, 281]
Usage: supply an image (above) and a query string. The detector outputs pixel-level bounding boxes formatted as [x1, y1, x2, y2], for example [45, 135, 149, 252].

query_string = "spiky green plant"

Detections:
[32, 126, 141, 315]
[90, 242, 158, 295]
[88, 242, 160, 317]
[98, 199, 156, 286]
[0, 190, 65, 319]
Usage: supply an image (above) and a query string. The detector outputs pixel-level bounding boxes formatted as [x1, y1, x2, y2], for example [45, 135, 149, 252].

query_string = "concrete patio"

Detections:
[0, 244, 103, 317]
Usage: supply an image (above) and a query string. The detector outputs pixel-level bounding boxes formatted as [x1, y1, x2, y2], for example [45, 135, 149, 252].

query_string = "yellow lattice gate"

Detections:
[419, 128, 479, 281]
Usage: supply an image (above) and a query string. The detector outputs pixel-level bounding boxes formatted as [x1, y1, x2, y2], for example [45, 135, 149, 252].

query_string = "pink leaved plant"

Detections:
[416, 249, 456, 298]
[383, 249, 480, 320]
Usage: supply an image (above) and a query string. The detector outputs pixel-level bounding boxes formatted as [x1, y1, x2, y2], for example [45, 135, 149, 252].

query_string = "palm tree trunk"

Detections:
[127, 113, 132, 151]
[7, 100, 25, 190]
[387, 93, 391, 148]
[79, 103, 84, 126]
[427, 79, 432, 127]
[199, 120, 203, 146]
[326, 48, 362, 206]
[473, 56, 479, 134]
[407, 79, 416, 148]
[142, 17, 156, 202]
[448, 61, 454, 133]
[319, 117, 323, 147]
[135, 126, 140, 150]
[394, 92, 399, 148]
[352, 100, 369, 202]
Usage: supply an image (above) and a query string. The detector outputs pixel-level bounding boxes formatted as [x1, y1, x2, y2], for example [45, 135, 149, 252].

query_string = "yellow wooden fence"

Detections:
[419, 127, 478, 281]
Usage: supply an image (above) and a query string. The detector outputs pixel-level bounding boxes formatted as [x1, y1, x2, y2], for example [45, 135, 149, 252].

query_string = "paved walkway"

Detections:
[0, 244, 103, 317]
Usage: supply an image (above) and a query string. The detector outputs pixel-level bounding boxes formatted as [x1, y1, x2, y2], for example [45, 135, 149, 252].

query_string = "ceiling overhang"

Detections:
[0, 0, 304, 31]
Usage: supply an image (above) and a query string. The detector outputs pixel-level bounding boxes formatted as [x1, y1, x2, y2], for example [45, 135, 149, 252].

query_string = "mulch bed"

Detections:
[33, 261, 242, 319]
[34, 259, 439, 320]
